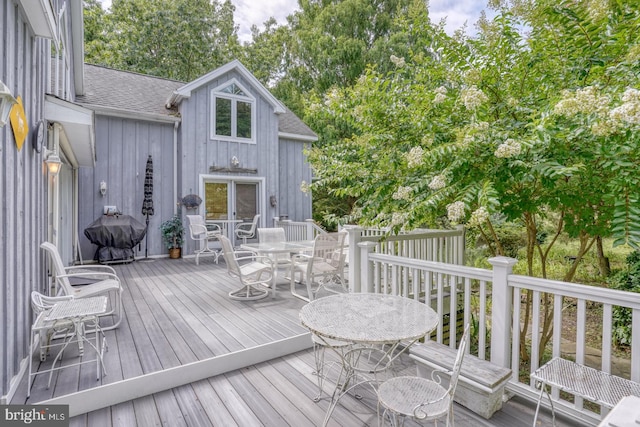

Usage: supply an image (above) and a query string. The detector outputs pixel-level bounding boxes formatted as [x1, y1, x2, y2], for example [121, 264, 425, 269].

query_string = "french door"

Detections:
[204, 180, 259, 222]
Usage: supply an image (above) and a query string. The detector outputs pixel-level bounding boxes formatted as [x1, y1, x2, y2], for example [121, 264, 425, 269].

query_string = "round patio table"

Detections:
[300, 293, 439, 426]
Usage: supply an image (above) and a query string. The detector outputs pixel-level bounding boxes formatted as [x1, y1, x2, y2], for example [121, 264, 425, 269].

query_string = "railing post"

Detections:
[344, 226, 362, 292]
[456, 225, 465, 265]
[305, 219, 315, 240]
[358, 241, 377, 293]
[488, 256, 518, 368]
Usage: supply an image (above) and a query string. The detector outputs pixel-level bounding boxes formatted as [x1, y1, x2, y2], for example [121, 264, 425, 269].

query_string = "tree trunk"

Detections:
[596, 235, 611, 277]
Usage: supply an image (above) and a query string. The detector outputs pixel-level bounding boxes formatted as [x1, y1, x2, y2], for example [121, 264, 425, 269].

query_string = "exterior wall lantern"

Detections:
[44, 148, 62, 176]
[0, 80, 17, 127]
[99, 181, 107, 196]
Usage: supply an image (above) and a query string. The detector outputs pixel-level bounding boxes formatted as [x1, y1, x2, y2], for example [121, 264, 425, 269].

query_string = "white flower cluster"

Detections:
[391, 212, 408, 227]
[392, 186, 413, 201]
[588, 0, 608, 21]
[460, 86, 488, 110]
[390, 55, 406, 67]
[446, 201, 466, 223]
[610, 88, 640, 126]
[428, 175, 446, 190]
[406, 146, 425, 168]
[433, 86, 447, 104]
[324, 88, 340, 107]
[467, 207, 489, 227]
[494, 138, 522, 158]
[591, 120, 617, 137]
[300, 180, 309, 193]
[553, 86, 609, 117]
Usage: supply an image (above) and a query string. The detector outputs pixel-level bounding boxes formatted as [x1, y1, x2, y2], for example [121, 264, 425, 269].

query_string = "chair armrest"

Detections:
[235, 255, 274, 267]
[66, 264, 117, 275]
[292, 253, 313, 263]
[56, 272, 122, 288]
[206, 223, 221, 232]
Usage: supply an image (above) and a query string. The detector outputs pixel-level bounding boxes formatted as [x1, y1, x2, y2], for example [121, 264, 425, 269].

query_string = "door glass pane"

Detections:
[235, 183, 257, 221]
[205, 182, 228, 219]
[215, 97, 232, 136]
[237, 101, 252, 139]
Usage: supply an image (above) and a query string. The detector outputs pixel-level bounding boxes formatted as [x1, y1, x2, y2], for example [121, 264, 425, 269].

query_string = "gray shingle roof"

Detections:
[77, 64, 182, 116]
[78, 64, 316, 139]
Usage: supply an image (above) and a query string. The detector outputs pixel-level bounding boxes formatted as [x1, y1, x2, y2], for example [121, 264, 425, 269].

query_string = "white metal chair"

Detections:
[40, 241, 123, 330]
[218, 234, 273, 300]
[290, 232, 347, 301]
[235, 214, 260, 245]
[186, 214, 222, 264]
[377, 323, 471, 427]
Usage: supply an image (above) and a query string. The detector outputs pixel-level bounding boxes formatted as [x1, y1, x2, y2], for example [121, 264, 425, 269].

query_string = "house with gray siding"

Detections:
[1, 0, 94, 403]
[76, 61, 316, 261]
[1, 0, 315, 402]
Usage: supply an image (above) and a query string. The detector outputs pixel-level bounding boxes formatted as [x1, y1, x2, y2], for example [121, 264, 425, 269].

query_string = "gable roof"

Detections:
[166, 59, 286, 114]
[77, 62, 316, 139]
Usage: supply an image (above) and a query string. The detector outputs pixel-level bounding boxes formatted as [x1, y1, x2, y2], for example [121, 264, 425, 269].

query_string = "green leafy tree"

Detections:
[85, 0, 240, 81]
[305, 0, 640, 360]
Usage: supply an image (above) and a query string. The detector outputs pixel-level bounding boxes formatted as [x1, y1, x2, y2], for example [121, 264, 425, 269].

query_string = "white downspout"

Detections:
[51, 124, 61, 247]
[173, 121, 179, 215]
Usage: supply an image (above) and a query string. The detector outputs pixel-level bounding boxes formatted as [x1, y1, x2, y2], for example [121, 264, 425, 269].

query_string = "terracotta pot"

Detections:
[169, 248, 181, 259]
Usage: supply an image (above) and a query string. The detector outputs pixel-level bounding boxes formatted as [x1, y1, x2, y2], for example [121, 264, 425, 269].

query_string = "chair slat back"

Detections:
[40, 242, 73, 296]
[186, 215, 207, 239]
[258, 228, 289, 263]
[448, 323, 471, 396]
[310, 232, 346, 273]
[218, 235, 241, 278]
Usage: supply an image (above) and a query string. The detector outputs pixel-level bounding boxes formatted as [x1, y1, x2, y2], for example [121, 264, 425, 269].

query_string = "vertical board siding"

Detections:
[1, 0, 50, 399]
[77, 116, 176, 261]
[278, 139, 312, 222]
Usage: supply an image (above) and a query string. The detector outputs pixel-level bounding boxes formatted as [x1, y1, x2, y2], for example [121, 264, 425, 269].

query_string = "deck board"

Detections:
[13, 257, 583, 426]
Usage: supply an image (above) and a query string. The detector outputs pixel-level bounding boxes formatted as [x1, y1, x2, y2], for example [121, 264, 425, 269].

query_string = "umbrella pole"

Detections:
[140, 213, 155, 262]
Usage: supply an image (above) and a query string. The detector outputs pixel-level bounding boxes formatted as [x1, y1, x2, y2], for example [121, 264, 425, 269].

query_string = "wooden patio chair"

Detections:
[377, 323, 471, 427]
[218, 234, 273, 300]
[40, 242, 123, 330]
[235, 214, 260, 245]
[290, 231, 347, 302]
[186, 214, 221, 264]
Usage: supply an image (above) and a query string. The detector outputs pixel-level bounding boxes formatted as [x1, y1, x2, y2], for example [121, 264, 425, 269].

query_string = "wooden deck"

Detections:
[13, 257, 580, 426]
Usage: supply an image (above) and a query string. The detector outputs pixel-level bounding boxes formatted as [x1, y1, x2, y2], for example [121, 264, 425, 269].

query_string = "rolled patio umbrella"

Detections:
[141, 155, 154, 260]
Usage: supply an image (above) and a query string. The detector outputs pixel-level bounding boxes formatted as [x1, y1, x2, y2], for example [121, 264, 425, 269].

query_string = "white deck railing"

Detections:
[273, 219, 326, 241]
[355, 245, 640, 426]
[344, 225, 465, 294]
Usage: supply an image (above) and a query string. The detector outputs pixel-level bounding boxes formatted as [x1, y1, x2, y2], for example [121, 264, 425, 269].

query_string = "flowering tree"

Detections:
[305, 0, 640, 359]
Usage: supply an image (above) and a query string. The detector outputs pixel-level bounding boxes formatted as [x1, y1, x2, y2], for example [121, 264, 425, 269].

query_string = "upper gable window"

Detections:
[211, 80, 255, 143]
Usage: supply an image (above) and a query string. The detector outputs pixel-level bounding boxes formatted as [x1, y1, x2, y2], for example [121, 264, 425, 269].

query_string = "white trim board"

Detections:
[39, 333, 313, 417]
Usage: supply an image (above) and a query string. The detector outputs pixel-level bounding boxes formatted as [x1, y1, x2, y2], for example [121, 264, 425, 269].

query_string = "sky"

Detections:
[98, 0, 491, 43]
[231, 0, 491, 42]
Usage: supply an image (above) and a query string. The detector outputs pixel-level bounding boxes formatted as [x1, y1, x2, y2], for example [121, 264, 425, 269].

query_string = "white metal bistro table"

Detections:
[29, 296, 108, 396]
[299, 293, 439, 426]
[241, 240, 314, 298]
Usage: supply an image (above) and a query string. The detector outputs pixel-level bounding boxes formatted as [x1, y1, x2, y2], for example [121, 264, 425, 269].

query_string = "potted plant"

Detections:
[160, 214, 184, 258]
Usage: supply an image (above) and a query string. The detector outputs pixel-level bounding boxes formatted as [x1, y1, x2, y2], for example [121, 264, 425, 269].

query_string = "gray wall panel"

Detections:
[1, 1, 50, 398]
[78, 116, 176, 260]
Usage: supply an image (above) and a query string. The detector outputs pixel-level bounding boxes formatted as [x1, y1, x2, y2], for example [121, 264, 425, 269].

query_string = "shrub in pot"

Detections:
[160, 215, 184, 258]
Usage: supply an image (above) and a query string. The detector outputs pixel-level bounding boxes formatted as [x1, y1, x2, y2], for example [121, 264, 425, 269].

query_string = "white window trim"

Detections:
[210, 78, 256, 144]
